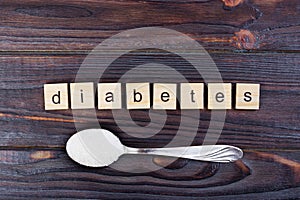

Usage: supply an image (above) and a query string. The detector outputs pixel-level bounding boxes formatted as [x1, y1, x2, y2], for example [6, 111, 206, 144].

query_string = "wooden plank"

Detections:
[0, 54, 298, 149]
[0, 149, 299, 199]
[0, 0, 298, 52]
[0, 53, 299, 89]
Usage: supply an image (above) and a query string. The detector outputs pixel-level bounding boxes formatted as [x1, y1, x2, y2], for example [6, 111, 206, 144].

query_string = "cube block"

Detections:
[153, 83, 177, 110]
[44, 83, 69, 110]
[70, 82, 95, 109]
[180, 83, 204, 109]
[126, 83, 150, 109]
[236, 83, 260, 110]
[98, 83, 122, 109]
[208, 83, 232, 109]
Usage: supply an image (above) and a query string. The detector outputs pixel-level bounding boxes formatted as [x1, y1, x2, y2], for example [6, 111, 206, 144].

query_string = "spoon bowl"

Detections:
[66, 129, 125, 167]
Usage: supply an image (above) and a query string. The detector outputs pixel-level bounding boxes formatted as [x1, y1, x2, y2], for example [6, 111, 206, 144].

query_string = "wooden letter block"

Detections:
[44, 83, 69, 110]
[126, 83, 150, 109]
[70, 82, 95, 109]
[98, 83, 122, 109]
[236, 83, 260, 110]
[153, 83, 177, 110]
[208, 83, 232, 109]
[180, 83, 204, 109]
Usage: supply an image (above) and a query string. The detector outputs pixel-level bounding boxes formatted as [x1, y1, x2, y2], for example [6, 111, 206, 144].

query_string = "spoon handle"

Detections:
[126, 145, 243, 163]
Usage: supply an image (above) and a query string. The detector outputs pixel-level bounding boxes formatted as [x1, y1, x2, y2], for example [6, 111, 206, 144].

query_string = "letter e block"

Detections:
[153, 83, 177, 110]
[180, 83, 204, 109]
[98, 83, 122, 109]
[70, 82, 95, 109]
[236, 83, 260, 110]
[208, 83, 232, 110]
[126, 83, 150, 109]
[44, 83, 69, 110]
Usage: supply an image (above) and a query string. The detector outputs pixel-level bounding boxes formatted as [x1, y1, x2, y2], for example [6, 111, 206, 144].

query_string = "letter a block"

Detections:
[208, 83, 232, 110]
[98, 83, 122, 109]
[70, 82, 95, 109]
[44, 83, 69, 110]
[153, 83, 177, 110]
[236, 83, 260, 110]
[126, 83, 150, 109]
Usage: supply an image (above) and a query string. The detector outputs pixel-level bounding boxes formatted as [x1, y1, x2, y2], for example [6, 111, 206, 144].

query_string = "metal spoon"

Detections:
[66, 129, 243, 167]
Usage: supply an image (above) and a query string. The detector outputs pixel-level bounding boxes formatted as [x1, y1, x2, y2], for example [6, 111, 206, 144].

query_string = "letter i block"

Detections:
[126, 83, 150, 109]
[153, 83, 177, 110]
[98, 83, 122, 109]
[208, 83, 232, 110]
[70, 82, 95, 109]
[236, 83, 260, 110]
[44, 83, 69, 110]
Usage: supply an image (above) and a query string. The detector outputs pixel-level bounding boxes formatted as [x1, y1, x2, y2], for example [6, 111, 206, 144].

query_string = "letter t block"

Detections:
[180, 83, 204, 109]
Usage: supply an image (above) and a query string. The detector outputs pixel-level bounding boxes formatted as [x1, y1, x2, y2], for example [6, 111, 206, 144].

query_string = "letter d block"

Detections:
[44, 83, 69, 110]
[126, 83, 150, 109]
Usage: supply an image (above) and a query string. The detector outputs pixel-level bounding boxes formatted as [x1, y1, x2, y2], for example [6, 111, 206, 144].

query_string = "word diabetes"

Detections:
[44, 82, 260, 110]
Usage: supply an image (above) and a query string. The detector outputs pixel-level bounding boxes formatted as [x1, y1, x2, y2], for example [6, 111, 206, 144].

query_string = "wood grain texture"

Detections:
[0, 149, 299, 199]
[0, 0, 299, 199]
[0, 0, 299, 52]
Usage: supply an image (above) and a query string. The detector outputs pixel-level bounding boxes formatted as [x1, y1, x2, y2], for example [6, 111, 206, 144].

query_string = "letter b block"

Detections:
[44, 83, 69, 110]
[126, 83, 150, 109]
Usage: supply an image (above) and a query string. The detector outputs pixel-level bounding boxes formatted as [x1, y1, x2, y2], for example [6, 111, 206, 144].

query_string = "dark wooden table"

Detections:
[0, 0, 299, 199]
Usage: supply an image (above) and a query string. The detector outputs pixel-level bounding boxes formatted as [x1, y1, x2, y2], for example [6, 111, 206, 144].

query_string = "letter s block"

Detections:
[44, 83, 69, 110]
[236, 83, 260, 110]
[126, 83, 150, 109]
